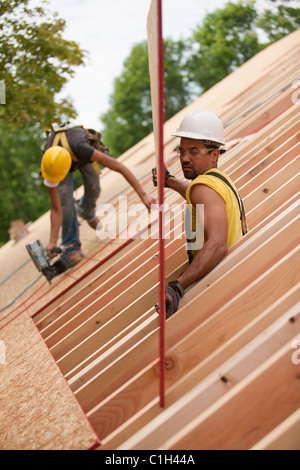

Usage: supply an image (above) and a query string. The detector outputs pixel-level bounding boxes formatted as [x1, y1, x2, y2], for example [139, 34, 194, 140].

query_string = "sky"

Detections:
[41, 0, 267, 130]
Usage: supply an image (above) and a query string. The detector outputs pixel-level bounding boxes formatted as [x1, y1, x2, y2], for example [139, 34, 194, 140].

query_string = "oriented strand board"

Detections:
[0, 313, 99, 450]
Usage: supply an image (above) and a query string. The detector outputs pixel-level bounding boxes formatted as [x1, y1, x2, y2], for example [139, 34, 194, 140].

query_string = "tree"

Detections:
[0, 0, 86, 245]
[0, 124, 49, 245]
[187, 1, 263, 93]
[187, 0, 299, 93]
[0, 0, 87, 128]
[256, 0, 300, 43]
[101, 39, 192, 157]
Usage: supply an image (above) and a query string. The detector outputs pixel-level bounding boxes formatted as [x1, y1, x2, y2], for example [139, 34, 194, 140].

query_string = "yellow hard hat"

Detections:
[41, 146, 72, 182]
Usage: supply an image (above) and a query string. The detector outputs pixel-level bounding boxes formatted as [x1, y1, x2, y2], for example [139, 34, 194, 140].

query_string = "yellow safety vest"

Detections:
[185, 169, 247, 261]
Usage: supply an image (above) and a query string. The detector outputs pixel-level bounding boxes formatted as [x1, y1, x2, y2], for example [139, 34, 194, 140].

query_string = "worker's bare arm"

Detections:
[91, 149, 155, 210]
[166, 176, 190, 199]
[178, 184, 228, 290]
[47, 187, 63, 256]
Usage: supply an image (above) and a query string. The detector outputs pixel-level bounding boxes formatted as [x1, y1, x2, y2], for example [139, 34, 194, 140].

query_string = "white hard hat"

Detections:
[172, 109, 226, 146]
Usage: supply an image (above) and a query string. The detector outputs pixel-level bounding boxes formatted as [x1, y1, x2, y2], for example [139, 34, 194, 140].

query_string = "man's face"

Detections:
[177, 139, 219, 180]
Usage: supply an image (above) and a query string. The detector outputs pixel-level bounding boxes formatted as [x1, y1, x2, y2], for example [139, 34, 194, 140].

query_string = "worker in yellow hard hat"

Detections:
[41, 146, 72, 183]
[42, 124, 155, 265]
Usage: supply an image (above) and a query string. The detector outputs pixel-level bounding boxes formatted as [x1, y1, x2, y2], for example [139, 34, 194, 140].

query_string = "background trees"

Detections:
[101, 0, 299, 156]
[0, 0, 86, 245]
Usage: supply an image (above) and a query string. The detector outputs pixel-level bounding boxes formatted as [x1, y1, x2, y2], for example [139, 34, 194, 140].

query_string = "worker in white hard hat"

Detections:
[153, 109, 247, 318]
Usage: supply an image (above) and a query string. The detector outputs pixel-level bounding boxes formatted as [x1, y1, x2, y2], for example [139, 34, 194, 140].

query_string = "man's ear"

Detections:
[211, 148, 220, 164]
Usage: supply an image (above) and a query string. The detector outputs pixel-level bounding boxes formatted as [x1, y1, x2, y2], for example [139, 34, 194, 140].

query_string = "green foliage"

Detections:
[188, 1, 263, 92]
[0, 0, 86, 246]
[0, 124, 49, 246]
[101, 39, 193, 157]
[256, 1, 300, 43]
[0, 0, 87, 129]
[102, 0, 299, 156]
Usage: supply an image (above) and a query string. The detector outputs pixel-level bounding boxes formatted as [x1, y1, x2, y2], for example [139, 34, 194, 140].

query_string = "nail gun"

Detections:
[26, 240, 73, 284]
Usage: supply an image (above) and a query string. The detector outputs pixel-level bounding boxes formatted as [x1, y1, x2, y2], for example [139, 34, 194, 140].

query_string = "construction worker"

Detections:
[153, 109, 247, 318]
[42, 125, 156, 264]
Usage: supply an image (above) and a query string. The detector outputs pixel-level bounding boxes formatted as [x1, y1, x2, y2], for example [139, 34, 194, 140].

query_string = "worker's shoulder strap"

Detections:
[206, 171, 248, 235]
[52, 130, 101, 175]
[52, 131, 79, 162]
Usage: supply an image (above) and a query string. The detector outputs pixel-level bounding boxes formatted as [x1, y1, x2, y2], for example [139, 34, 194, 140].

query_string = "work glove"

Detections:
[165, 281, 185, 319]
[152, 166, 175, 188]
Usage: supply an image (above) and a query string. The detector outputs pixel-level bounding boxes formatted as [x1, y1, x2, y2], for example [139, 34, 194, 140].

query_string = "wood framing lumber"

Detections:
[89, 257, 299, 439]
[39, 211, 184, 338]
[168, 339, 300, 450]
[222, 104, 299, 172]
[35, 192, 183, 331]
[236, 138, 300, 189]
[230, 119, 300, 184]
[246, 177, 298, 231]
[251, 409, 300, 450]
[224, 83, 298, 141]
[59, 207, 299, 381]
[74, 234, 299, 416]
[100, 288, 300, 448]
[240, 155, 299, 203]
[65, 201, 299, 382]
[115, 307, 300, 450]
[147, 0, 161, 166]
[68, 200, 298, 388]
[33, 238, 144, 326]
[50, 244, 187, 367]
[56, 252, 188, 377]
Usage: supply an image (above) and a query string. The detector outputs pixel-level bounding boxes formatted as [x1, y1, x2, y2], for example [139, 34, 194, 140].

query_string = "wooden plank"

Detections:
[230, 120, 300, 183]
[118, 336, 300, 450]
[69, 200, 298, 389]
[222, 104, 299, 174]
[236, 134, 300, 188]
[75, 239, 299, 415]
[239, 144, 299, 196]
[251, 409, 300, 450]
[92, 288, 300, 445]
[170, 339, 300, 450]
[39, 206, 184, 338]
[241, 155, 299, 204]
[55, 247, 188, 375]
[246, 176, 298, 229]
[33, 238, 144, 326]
[225, 82, 298, 141]
[220, 53, 299, 126]
[60, 208, 299, 381]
